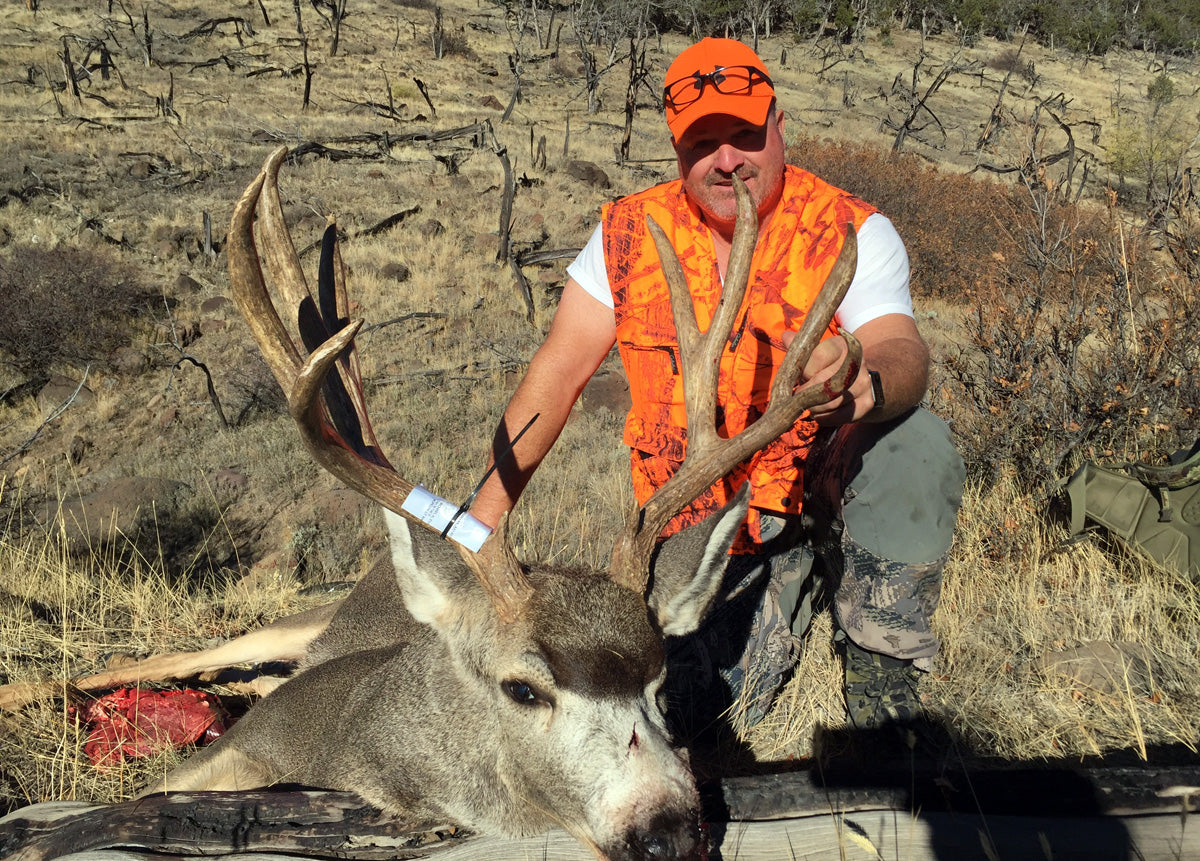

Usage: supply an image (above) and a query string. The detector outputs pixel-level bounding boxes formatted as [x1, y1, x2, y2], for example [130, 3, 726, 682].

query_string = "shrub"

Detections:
[0, 244, 152, 380]
[790, 136, 1198, 499]
[1147, 73, 1177, 110]
[945, 186, 1199, 497]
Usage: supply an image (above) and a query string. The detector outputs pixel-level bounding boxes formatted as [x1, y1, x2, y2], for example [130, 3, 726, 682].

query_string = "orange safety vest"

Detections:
[603, 165, 877, 552]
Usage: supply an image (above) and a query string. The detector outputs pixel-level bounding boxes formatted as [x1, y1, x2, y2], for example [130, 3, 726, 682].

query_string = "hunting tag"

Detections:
[402, 485, 491, 552]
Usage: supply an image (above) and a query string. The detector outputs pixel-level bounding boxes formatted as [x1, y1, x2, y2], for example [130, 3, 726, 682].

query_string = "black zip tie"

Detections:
[441, 412, 540, 540]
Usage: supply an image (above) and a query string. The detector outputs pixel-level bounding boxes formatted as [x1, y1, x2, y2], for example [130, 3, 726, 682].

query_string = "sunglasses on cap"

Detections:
[663, 65, 773, 111]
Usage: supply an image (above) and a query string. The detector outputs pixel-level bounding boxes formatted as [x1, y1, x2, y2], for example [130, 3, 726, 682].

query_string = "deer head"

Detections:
[193, 146, 860, 861]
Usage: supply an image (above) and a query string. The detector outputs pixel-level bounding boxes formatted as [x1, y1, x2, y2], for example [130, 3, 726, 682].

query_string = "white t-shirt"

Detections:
[566, 211, 913, 332]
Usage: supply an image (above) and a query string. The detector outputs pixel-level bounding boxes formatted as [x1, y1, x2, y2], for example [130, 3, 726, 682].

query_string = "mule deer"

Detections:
[2, 147, 860, 861]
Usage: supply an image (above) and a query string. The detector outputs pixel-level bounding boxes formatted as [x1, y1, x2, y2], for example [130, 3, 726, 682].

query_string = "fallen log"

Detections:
[2, 764, 1196, 861]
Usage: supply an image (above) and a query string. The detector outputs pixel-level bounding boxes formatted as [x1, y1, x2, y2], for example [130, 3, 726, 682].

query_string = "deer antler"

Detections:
[609, 176, 862, 593]
[229, 146, 533, 622]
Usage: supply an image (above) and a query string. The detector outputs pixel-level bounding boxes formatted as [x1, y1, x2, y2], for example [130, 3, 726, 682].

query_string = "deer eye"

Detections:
[502, 679, 538, 705]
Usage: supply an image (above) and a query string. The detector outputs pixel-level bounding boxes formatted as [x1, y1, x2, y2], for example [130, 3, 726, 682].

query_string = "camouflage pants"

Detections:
[663, 407, 964, 731]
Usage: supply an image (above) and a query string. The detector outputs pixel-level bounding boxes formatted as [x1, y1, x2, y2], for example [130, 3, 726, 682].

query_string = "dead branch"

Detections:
[501, 52, 522, 123]
[302, 37, 313, 108]
[619, 36, 648, 164]
[180, 17, 252, 44]
[976, 27, 1028, 152]
[245, 63, 304, 78]
[286, 141, 379, 162]
[293, 208, 421, 258]
[59, 38, 81, 107]
[338, 95, 406, 121]
[191, 55, 237, 72]
[357, 206, 420, 237]
[328, 0, 347, 56]
[0, 368, 91, 468]
[170, 356, 229, 427]
[141, 7, 152, 66]
[360, 312, 447, 336]
[431, 5, 443, 59]
[508, 254, 534, 324]
[413, 77, 435, 118]
[887, 52, 968, 152]
[515, 248, 581, 267]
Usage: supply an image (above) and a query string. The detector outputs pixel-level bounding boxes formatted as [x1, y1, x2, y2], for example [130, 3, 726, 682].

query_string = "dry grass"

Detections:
[743, 475, 1200, 764]
[0, 0, 1197, 819]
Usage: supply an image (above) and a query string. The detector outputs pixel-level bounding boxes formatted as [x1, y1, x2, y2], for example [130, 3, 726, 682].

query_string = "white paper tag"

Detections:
[400, 485, 491, 553]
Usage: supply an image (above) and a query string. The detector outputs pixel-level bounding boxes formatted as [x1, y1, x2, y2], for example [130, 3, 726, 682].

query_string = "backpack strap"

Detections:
[1062, 439, 1200, 581]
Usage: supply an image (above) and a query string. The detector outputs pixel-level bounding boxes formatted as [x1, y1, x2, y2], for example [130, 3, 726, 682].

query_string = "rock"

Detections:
[174, 273, 202, 294]
[479, 94, 504, 110]
[580, 369, 631, 415]
[312, 486, 370, 526]
[128, 161, 155, 179]
[35, 374, 95, 418]
[564, 160, 611, 189]
[379, 262, 411, 283]
[1037, 641, 1157, 697]
[207, 467, 250, 503]
[109, 346, 149, 375]
[40, 476, 191, 555]
[153, 319, 200, 348]
[200, 296, 234, 314]
[419, 219, 446, 240]
[474, 232, 498, 255]
[68, 433, 89, 465]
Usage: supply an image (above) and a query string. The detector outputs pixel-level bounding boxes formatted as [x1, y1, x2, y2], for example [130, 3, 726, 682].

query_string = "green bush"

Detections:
[1147, 73, 1177, 110]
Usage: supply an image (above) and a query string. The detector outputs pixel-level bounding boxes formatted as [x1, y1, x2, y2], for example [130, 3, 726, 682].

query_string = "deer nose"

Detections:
[625, 815, 703, 859]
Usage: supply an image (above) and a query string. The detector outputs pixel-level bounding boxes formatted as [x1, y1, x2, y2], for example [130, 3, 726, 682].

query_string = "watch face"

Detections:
[869, 370, 884, 409]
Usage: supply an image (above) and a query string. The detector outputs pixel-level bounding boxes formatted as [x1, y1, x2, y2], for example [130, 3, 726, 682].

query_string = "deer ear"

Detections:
[646, 484, 749, 637]
[383, 509, 470, 629]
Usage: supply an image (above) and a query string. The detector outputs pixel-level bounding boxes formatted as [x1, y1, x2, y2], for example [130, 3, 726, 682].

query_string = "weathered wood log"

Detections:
[3, 765, 1197, 861]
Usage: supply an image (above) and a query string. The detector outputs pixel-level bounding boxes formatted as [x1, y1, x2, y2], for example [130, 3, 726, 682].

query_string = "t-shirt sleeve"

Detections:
[567, 213, 914, 328]
[834, 212, 914, 333]
[566, 223, 615, 310]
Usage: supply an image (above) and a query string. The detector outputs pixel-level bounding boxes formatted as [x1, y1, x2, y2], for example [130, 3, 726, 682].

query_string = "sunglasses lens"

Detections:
[665, 66, 771, 110]
[665, 77, 704, 109]
[712, 68, 752, 94]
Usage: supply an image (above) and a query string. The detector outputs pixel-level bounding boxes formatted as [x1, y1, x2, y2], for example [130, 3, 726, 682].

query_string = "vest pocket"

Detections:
[618, 338, 685, 417]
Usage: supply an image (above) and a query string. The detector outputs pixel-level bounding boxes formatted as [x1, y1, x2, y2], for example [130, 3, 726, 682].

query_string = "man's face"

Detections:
[673, 108, 786, 233]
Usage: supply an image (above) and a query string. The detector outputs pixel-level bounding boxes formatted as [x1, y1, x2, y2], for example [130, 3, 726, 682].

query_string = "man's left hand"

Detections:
[784, 313, 931, 425]
[795, 336, 872, 425]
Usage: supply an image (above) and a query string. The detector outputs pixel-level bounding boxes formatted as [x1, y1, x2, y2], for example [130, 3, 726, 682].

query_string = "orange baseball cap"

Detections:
[664, 38, 775, 141]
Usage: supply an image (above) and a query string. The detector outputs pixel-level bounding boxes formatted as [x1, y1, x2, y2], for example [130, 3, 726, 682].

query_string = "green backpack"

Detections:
[1063, 439, 1200, 582]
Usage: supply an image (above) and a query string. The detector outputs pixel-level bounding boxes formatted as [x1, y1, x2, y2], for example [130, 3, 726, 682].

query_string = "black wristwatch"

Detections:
[867, 369, 885, 413]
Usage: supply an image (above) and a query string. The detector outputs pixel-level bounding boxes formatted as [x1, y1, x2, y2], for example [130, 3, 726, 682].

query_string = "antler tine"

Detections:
[229, 146, 533, 623]
[609, 177, 862, 593]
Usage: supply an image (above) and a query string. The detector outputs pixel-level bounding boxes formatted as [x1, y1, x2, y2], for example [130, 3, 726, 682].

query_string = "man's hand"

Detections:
[795, 336, 872, 425]
[784, 313, 930, 425]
